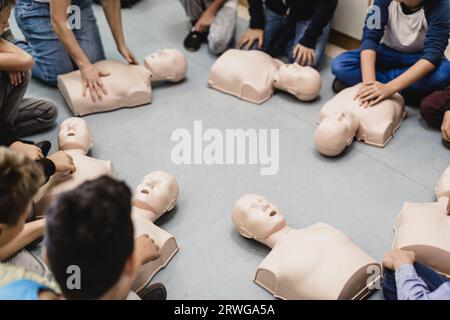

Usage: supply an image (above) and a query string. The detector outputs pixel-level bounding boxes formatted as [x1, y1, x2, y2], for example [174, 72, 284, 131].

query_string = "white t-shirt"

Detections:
[383, 1, 428, 53]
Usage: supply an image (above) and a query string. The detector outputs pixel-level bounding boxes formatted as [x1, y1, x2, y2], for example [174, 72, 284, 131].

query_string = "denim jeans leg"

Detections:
[14, 0, 75, 86]
[250, 8, 292, 56]
[73, 4, 106, 63]
[287, 20, 331, 68]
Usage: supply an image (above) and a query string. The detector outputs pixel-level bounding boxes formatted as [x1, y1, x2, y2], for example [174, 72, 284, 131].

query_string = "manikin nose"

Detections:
[269, 210, 277, 217]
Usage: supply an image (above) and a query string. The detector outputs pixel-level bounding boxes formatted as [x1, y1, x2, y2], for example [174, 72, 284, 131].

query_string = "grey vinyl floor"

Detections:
[9, 0, 450, 300]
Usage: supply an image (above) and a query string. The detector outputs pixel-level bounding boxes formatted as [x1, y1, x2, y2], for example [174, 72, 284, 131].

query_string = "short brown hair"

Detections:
[0, 0, 14, 10]
[0, 147, 44, 225]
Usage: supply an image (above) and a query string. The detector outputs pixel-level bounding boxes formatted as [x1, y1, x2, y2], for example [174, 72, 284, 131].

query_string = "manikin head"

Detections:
[58, 117, 93, 154]
[144, 49, 188, 83]
[133, 171, 179, 215]
[314, 112, 359, 157]
[273, 64, 321, 101]
[436, 166, 450, 199]
[232, 194, 286, 240]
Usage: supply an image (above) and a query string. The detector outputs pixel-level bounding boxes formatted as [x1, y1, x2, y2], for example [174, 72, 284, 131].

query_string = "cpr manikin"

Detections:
[131, 171, 180, 293]
[231, 194, 382, 300]
[208, 49, 321, 104]
[315, 84, 406, 157]
[36, 118, 116, 213]
[393, 166, 450, 277]
[58, 49, 188, 116]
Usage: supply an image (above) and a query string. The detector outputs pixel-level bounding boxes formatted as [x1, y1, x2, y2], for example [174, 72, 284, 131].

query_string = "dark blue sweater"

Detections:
[248, 0, 338, 49]
[361, 0, 450, 66]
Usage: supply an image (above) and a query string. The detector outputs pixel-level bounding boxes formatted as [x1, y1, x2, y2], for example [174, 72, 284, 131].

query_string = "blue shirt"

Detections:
[0, 279, 51, 300]
[361, 0, 450, 66]
[396, 264, 450, 300]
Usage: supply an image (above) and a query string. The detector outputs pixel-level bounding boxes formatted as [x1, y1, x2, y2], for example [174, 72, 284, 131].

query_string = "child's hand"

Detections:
[9, 141, 44, 160]
[135, 235, 160, 265]
[355, 81, 395, 108]
[383, 249, 416, 271]
[441, 111, 450, 142]
[293, 44, 316, 67]
[239, 28, 264, 50]
[8, 71, 26, 86]
[195, 9, 215, 33]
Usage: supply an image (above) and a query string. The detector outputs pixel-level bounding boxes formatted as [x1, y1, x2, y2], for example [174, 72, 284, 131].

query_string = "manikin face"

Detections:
[144, 49, 187, 82]
[232, 194, 286, 240]
[273, 64, 321, 100]
[58, 117, 93, 153]
[133, 171, 179, 215]
[314, 112, 358, 157]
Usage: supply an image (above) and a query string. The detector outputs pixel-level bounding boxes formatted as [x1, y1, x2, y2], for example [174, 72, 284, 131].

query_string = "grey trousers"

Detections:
[179, 0, 237, 54]
[0, 71, 58, 139]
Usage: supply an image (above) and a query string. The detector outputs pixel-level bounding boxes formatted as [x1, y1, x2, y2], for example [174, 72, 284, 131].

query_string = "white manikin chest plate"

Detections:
[58, 60, 152, 116]
[131, 208, 179, 293]
[44, 151, 115, 197]
[208, 49, 280, 104]
[318, 85, 406, 147]
[255, 223, 380, 300]
[393, 199, 450, 276]
[436, 166, 450, 198]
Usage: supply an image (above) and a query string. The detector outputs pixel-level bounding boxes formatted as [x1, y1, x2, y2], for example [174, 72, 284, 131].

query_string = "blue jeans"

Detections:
[332, 44, 450, 95]
[14, 0, 105, 87]
[252, 8, 331, 68]
[383, 262, 448, 300]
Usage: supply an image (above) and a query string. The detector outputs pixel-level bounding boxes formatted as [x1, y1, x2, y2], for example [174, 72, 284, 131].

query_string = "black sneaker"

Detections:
[332, 78, 348, 94]
[184, 29, 206, 52]
[137, 283, 167, 300]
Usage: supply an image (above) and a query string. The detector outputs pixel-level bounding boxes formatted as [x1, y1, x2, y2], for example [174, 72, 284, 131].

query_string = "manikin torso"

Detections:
[393, 168, 450, 277]
[318, 84, 406, 148]
[130, 171, 180, 293]
[58, 49, 188, 116]
[232, 195, 381, 300]
[256, 224, 380, 300]
[36, 118, 115, 213]
[208, 49, 321, 104]
[131, 207, 178, 293]
[58, 61, 152, 116]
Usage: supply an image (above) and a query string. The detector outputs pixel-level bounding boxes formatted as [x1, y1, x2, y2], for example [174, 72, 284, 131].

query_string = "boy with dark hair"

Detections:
[0, 147, 60, 298]
[239, 0, 338, 68]
[332, 0, 450, 107]
[0, 176, 165, 300]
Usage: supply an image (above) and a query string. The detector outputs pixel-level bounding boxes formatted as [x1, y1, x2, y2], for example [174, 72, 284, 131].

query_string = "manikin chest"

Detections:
[58, 61, 152, 116]
[393, 200, 450, 276]
[48, 152, 115, 196]
[208, 49, 280, 104]
[255, 224, 380, 300]
[318, 85, 406, 147]
[131, 207, 179, 293]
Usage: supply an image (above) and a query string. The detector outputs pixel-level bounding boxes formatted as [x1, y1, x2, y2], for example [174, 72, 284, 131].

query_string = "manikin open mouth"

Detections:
[270, 210, 277, 217]
[141, 189, 150, 194]
[67, 133, 75, 137]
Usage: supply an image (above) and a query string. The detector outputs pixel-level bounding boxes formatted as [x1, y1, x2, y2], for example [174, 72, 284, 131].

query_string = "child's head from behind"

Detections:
[0, 147, 43, 248]
[46, 176, 139, 300]
[0, 0, 14, 34]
